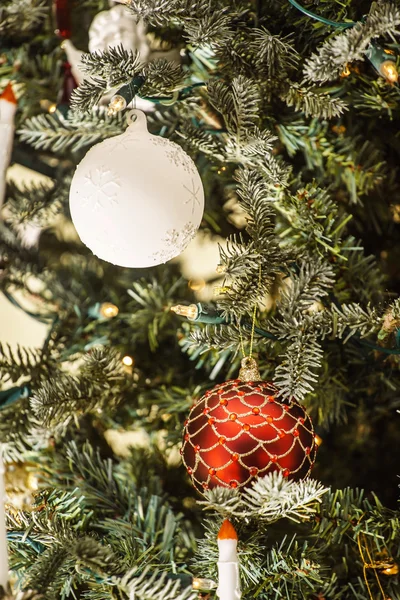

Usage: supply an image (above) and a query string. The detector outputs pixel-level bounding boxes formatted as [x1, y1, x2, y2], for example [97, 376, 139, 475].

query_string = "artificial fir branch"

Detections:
[282, 84, 348, 119]
[0, 0, 47, 35]
[303, 1, 400, 83]
[18, 109, 126, 154]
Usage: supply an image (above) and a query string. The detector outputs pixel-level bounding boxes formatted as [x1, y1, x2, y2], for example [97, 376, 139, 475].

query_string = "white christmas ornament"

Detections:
[69, 110, 204, 268]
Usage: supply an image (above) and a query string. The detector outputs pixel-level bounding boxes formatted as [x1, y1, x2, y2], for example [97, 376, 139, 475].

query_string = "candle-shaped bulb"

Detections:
[107, 94, 127, 115]
[99, 302, 119, 318]
[217, 519, 241, 600]
[170, 304, 199, 320]
[380, 60, 399, 83]
[0, 82, 17, 209]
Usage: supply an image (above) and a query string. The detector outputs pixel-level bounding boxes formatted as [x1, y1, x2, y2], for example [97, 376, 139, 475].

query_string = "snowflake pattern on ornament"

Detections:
[150, 222, 198, 264]
[183, 178, 201, 215]
[82, 168, 120, 211]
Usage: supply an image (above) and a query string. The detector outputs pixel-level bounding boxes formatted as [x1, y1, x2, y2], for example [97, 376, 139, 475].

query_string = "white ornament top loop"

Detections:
[126, 109, 148, 132]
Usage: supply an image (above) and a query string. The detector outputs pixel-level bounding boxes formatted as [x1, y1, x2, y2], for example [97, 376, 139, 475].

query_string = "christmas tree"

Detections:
[1, 0, 400, 598]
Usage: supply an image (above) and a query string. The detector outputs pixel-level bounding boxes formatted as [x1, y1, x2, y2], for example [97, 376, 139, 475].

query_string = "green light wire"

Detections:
[288, 0, 356, 29]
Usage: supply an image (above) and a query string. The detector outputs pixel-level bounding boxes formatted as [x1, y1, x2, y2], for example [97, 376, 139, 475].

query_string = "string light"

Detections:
[171, 304, 198, 320]
[40, 100, 57, 112]
[188, 278, 205, 291]
[192, 578, 217, 591]
[379, 60, 399, 83]
[107, 94, 127, 116]
[122, 355, 134, 367]
[99, 302, 119, 318]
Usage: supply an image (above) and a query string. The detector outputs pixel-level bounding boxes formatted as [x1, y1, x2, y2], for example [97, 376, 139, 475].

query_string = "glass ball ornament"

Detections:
[69, 110, 204, 268]
[181, 357, 317, 491]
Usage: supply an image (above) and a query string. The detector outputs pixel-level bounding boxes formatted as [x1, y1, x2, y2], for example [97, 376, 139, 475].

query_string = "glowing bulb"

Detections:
[122, 355, 134, 367]
[192, 578, 217, 591]
[380, 60, 398, 83]
[341, 65, 351, 78]
[170, 304, 198, 320]
[99, 302, 119, 318]
[107, 94, 127, 115]
[188, 278, 205, 291]
[48, 103, 57, 113]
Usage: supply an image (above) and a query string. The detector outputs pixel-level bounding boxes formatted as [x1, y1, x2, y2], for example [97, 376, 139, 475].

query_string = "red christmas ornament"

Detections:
[54, 0, 72, 39]
[181, 357, 317, 492]
[57, 61, 78, 110]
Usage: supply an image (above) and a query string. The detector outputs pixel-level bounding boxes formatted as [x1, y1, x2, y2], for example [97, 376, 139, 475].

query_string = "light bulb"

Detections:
[192, 578, 217, 590]
[170, 304, 198, 320]
[99, 302, 119, 318]
[107, 94, 127, 115]
[188, 278, 205, 291]
[48, 103, 57, 113]
[380, 60, 398, 83]
[122, 355, 134, 366]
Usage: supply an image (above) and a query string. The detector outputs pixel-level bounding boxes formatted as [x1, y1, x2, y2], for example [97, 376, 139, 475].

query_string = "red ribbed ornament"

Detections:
[181, 357, 317, 492]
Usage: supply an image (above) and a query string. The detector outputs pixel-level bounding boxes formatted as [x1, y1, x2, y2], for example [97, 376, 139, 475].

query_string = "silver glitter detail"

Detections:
[148, 136, 197, 175]
[151, 221, 197, 264]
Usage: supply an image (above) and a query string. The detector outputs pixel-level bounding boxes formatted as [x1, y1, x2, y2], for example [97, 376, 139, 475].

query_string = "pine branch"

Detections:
[332, 303, 379, 342]
[70, 77, 107, 113]
[124, 0, 183, 26]
[200, 472, 328, 522]
[126, 0, 235, 46]
[303, 2, 400, 83]
[6, 178, 69, 226]
[117, 568, 196, 600]
[18, 108, 126, 153]
[79, 45, 142, 83]
[276, 259, 335, 318]
[273, 332, 324, 401]
[0, 0, 47, 35]
[282, 84, 348, 119]
[207, 77, 260, 139]
[30, 348, 126, 430]
[250, 28, 299, 77]
[140, 59, 185, 96]
[177, 121, 225, 159]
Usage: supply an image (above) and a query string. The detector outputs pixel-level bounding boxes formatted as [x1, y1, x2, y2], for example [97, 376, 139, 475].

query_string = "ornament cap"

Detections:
[239, 357, 260, 382]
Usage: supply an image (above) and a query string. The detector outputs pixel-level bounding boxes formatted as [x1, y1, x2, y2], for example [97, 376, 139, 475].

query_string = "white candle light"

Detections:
[0, 455, 9, 591]
[217, 519, 241, 600]
[0, 82, 17, 210]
